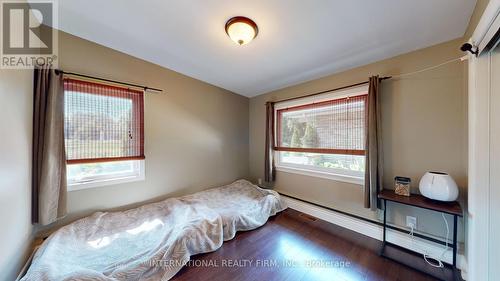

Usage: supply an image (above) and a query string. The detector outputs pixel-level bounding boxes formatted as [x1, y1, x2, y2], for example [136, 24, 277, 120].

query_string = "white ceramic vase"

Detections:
[418, 172, 459, 202]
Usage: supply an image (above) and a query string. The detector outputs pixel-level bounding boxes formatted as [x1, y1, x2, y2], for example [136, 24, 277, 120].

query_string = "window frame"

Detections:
[67, 160, 145, 191]
[63, 78, 145, 164]
[63, 78, 146, 191]
[274, 85, 368, 185]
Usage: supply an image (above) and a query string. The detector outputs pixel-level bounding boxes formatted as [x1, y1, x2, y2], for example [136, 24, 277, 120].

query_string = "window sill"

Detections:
[68, 174, 145, 191]
[275, 166, 364, 186]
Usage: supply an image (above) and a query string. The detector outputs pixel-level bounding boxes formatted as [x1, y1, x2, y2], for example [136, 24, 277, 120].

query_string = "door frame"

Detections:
[467, 1, 500, 280]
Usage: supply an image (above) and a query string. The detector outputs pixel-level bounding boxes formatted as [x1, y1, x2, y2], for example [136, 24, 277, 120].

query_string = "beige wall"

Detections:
[0, 69, 34, 281]
[52, 31, 250, 225]
[249, 38, 468, 241]
[0, 29, 249, 279]
[1, 1, 490, 278]
[464, 0, 490, 39]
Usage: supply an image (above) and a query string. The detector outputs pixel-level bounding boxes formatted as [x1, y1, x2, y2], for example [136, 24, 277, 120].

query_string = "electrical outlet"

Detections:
[406, 216, 417, 229]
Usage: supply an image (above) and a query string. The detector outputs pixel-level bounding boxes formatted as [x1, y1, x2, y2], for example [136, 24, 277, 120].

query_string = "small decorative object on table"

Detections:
[394, 176, 411, 196]
[419, 171, 459, 201]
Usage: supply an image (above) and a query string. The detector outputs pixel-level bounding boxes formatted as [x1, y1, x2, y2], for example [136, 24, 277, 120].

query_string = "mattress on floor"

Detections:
[21, 179, 286, 281]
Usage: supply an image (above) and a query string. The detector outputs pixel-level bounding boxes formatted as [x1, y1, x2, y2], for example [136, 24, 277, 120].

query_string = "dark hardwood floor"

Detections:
[171, 209, 457, 281]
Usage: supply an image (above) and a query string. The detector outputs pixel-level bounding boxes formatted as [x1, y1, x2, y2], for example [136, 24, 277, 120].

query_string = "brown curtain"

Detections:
[32, 66, 67, 225]
[364, 76, 383, 210]
[264, 102, 276, 183]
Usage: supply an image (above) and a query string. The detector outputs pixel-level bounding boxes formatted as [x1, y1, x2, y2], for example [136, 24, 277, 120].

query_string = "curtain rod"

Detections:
[268, 76, 391, 104]
[54, 69, 163, 93]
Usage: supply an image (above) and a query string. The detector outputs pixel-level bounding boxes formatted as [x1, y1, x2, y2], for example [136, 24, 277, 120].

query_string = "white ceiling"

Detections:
[57, 0, 476, 97]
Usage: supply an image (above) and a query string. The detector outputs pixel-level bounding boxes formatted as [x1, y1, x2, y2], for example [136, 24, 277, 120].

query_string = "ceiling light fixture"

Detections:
[225, 16, 258, 46]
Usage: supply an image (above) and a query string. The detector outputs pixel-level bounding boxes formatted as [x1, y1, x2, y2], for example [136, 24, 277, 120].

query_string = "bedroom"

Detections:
[0, 0, 499, 280]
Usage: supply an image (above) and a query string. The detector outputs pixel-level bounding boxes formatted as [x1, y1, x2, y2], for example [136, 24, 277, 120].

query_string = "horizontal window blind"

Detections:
[276, 94, 367, 155]
[64, 78, 145, 164]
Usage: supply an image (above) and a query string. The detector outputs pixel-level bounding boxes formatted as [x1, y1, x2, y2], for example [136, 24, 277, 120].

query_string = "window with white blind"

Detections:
[63, 78, 145, 190]
[274, 85, 367, 185]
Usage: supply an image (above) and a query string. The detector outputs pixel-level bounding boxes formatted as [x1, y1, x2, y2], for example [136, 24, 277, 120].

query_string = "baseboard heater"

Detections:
[278, 192, 449, 246]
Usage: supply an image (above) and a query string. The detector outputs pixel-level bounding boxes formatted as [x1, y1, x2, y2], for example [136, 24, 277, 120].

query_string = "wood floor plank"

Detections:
[172, 209, 456, 281]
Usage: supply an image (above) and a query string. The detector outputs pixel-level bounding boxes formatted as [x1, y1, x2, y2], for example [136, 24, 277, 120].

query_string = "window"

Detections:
[64, 78, 145, 190]
[274, 85, 367, 185]
[66, 160, 144, 191]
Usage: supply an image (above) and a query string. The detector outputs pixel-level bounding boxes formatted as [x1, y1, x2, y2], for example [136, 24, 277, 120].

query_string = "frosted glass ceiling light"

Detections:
[225, 16, 258, 45]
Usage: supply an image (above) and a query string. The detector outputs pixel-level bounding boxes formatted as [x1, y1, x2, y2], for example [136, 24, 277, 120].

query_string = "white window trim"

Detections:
[274, 84, 368, 186]
[67, 160, 145, 191]
[275, 154, 364, 186]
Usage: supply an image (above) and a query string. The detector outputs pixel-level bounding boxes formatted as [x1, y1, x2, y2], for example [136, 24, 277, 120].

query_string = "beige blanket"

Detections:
[22, 180, 286, 280]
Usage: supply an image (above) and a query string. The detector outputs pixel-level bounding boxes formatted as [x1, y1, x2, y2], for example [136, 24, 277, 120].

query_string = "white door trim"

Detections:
[467, 2, 500, 280]
[471, 0, 500, 53]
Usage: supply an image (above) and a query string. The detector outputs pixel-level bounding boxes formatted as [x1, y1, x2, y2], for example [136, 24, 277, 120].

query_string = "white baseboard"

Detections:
[282, 195, 467, 279]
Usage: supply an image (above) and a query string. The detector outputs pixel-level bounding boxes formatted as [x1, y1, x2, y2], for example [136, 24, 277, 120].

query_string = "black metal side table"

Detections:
[378, 190, 463, 280]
